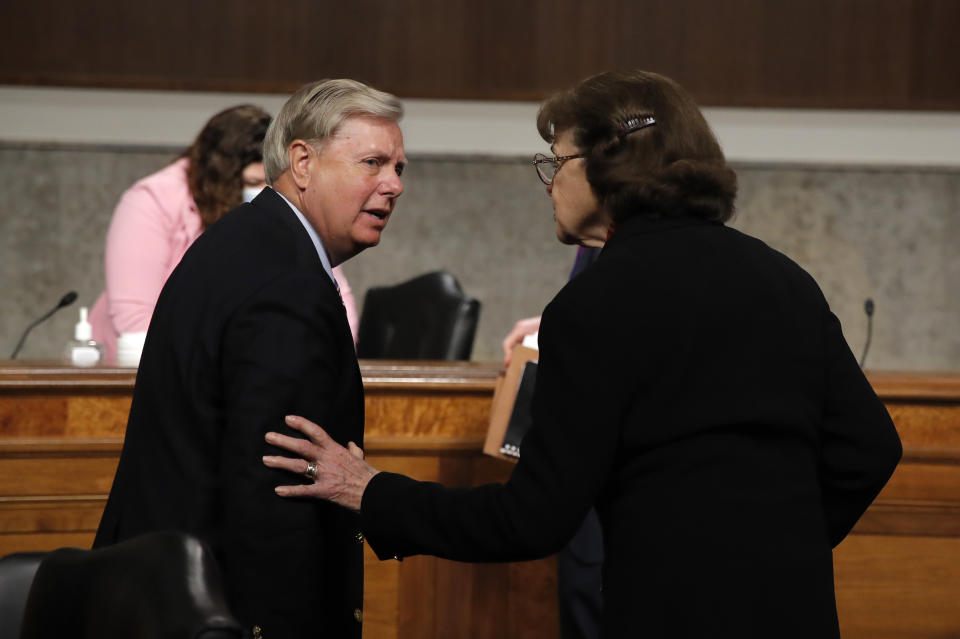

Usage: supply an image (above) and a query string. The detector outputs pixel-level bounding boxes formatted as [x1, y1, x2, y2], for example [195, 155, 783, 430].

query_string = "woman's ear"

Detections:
[287, 140, 313, 189]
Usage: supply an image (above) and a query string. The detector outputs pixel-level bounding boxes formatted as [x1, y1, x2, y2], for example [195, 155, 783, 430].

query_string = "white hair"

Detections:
[263, 79, 403, 184]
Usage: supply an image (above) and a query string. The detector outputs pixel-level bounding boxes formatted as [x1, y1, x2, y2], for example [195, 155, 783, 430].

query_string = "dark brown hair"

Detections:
[185, 105, 272, 229]
[537, 70, 737, 224]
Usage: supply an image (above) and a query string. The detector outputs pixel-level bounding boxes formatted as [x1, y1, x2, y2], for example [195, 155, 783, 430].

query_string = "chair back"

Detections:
[0, 551, 45, 639]
[20, 531, 242, 639]
[357, 270, 481, 360]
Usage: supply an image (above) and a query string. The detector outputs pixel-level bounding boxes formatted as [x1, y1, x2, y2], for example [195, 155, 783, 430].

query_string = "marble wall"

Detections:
[1, 142, 957, 370]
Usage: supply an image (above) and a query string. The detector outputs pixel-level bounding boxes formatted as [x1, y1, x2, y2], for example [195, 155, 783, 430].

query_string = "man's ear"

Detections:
[288, 140, 314, 189]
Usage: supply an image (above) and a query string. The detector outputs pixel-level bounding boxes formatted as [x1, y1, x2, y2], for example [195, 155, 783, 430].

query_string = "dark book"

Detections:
[484, 344, 538, 462]
[499, 360, 537, 458]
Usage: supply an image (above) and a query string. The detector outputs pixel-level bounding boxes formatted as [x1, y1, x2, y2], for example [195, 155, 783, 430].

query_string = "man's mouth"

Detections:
[363, 209, 389, 220]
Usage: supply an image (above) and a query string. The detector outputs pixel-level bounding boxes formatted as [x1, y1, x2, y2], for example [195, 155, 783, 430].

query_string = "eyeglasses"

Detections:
[533, 115, 657, 186]
[533, 152, 585, 185]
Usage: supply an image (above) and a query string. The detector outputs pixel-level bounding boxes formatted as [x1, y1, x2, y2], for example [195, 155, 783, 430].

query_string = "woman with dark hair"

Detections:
[263, 71, 901, 637]
[184, 104, 274, 229]
[90, 105, 359, 362]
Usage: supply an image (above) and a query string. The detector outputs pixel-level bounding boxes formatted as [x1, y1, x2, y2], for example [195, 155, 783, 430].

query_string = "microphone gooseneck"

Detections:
[59, 291, 78, 308]
[10, 291, 79, 359]
[859, 298, 874, 369]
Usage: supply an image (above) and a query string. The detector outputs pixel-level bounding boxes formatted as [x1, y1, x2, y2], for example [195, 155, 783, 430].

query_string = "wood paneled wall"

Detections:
[1, 1, 958, 109]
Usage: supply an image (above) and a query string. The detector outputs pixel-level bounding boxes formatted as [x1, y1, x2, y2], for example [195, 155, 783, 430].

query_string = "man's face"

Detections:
[297, 116, 405, 265]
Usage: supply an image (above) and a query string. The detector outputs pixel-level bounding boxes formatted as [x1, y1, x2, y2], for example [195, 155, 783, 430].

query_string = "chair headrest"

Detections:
[357, 270, 481, 360]
[20, 531, 242, 639]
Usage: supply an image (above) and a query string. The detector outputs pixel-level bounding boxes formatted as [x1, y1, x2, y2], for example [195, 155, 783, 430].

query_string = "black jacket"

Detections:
[361, 213, 902, 638]
[95, 188, 365, 639]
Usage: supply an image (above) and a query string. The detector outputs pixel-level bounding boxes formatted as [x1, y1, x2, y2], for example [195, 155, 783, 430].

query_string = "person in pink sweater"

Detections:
[90, 105, 359, 363]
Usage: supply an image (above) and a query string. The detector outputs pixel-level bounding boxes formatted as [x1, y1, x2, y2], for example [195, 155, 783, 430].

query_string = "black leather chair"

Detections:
[19, 531, 243, 639]
[356, 271, 481, 360]
[0, 550, 45, 639]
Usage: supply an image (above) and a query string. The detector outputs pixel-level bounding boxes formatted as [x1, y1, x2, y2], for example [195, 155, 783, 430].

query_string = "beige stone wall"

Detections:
[2, 143, 957, 370]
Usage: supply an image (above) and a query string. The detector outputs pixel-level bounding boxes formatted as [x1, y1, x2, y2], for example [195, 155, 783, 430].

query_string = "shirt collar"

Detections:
[273, 189, 339, 290]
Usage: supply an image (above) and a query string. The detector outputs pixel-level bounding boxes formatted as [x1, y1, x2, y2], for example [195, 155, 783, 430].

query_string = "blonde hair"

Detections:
[263, 79, 403, 184]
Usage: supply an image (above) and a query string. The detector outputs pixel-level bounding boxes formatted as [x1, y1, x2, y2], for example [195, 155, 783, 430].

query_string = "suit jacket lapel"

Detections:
[250, 187, 354, 344]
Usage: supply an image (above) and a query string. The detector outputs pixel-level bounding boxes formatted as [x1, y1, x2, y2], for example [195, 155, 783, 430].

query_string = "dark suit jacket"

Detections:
[361, 214, 902, 638]
[95, 188, 365, 639]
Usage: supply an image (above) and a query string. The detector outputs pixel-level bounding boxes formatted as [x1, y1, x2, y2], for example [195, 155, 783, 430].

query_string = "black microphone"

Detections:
[10, 291, 78, 359]
[859, 298, 874, 368]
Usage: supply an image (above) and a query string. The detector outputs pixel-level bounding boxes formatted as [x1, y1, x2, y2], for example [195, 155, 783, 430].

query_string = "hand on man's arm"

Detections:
[264, 415, 378, 513]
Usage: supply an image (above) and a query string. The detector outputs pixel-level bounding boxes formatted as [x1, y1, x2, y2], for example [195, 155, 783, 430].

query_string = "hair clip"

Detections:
[619, 115, 656, 137]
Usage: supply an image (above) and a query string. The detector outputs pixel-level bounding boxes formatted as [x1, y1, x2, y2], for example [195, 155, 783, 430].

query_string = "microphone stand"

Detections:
[859, 298, 874, 368]
[10, 292, 78, 359]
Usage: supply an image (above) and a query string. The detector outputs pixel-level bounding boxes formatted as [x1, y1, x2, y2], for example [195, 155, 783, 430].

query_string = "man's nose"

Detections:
[382, 170, 403, 197]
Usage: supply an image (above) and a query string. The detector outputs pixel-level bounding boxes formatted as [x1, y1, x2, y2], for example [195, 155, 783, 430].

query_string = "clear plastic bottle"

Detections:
[65, 306, 104, 367]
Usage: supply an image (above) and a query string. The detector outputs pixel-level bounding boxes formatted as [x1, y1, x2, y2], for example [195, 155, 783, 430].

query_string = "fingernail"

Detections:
[285, 415, 296, 423]
[275, 487, 287, 495]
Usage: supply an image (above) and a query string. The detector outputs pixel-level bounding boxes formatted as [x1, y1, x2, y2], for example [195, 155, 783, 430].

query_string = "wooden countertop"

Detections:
[0, 360, 501, 392]
[2, 360, 959, 399]
[1, 362, 959, 638]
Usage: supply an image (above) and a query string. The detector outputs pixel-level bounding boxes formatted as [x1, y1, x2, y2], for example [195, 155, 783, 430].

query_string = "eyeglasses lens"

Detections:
[534, 154, 558, 184]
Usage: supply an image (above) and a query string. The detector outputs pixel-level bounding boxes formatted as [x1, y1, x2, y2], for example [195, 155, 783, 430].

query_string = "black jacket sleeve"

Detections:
[361, 292, 626, 563]
[218, 270, 361, 634]
[818, 308, 902, 546]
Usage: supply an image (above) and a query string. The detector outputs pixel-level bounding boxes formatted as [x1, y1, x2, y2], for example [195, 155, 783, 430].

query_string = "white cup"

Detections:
[117, 331, 147, 367]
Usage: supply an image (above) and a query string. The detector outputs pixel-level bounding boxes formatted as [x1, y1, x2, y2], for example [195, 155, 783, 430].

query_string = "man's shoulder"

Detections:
[192, 197, 300, 258]
[165, 204, 332, 309]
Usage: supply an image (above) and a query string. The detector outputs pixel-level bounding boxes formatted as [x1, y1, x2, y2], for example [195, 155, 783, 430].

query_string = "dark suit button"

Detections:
[355, 531, 364, 543]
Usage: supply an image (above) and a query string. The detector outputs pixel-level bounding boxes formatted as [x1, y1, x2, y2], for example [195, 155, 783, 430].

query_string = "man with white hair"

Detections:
[95, 79, 406, 638]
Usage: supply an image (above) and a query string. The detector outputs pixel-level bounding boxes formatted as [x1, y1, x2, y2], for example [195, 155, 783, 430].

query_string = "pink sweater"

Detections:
[90, 159, 358, 363]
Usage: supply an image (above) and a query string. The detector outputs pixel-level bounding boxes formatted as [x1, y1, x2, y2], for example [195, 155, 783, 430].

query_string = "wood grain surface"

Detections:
[1, 361, 958, 638]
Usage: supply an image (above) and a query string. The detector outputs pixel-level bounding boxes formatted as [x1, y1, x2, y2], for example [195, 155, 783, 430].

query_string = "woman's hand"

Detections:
[502, 316, 541, 366]
[263, 415, 379, 512]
